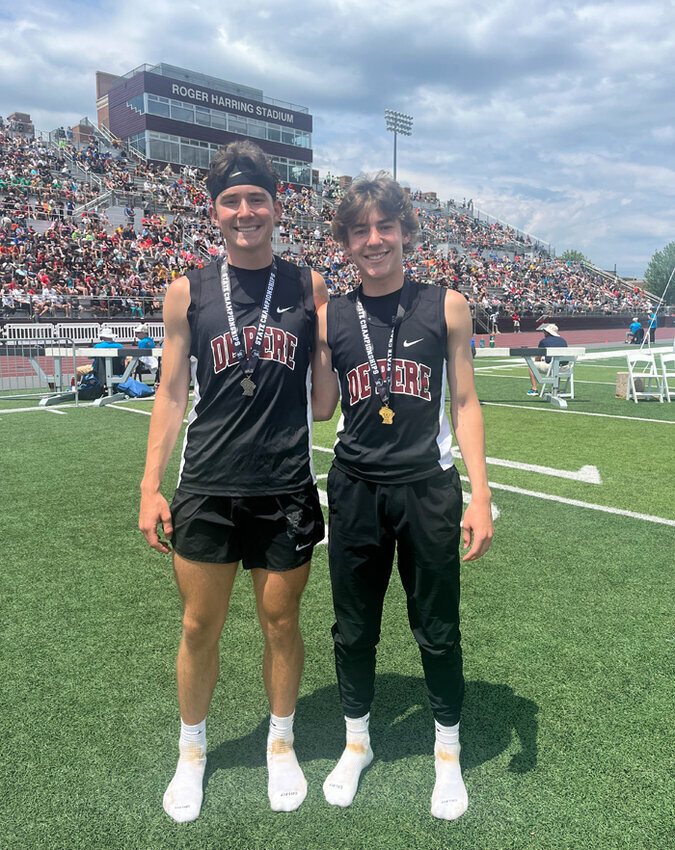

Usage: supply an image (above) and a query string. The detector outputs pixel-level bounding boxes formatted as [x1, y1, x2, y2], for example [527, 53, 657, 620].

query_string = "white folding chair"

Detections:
[626, 353, 664, 403]
[659, 352, 675, 402]
[538, 357, 575, 399]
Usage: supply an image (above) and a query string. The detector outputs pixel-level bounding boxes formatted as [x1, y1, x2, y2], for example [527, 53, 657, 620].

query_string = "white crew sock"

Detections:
[267, 712, 307, 812]
[431, 720, 468, 821]
[163, 719, 207, 823]
[323, 713, 374, 808]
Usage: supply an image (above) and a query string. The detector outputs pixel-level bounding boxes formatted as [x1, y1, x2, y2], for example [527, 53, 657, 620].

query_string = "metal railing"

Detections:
[0, 337, 78, 404]
[578, 260, 660, 305]
[2, 296, 165, 323]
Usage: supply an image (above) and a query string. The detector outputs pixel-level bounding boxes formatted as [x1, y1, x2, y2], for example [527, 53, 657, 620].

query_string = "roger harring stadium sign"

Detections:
[170, 84, 302, 128]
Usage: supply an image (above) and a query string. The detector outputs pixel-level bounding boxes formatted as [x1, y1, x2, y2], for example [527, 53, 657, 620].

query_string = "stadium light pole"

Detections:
[384, 109, 413, 182]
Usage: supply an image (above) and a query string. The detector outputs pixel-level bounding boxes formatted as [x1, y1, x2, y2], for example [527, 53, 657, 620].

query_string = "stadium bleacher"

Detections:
[0, 127, 660, 335]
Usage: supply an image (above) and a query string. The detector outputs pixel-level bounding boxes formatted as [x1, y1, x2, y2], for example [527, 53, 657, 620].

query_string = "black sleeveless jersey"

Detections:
[326, 279, 454, 484]
[177, 256, 316, 496]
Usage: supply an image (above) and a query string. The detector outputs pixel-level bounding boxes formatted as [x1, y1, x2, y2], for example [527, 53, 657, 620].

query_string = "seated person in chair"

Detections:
[92, 327, 125, 390]
[527, 323, 568, 396]
[127, 322, 157, 382]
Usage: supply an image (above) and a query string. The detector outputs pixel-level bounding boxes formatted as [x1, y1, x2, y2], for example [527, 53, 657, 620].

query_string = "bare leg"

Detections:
[251, 562, 309, 714]
[252, 562, 310, 811]
[174, 554, 238, 724]
[163, 554, 238, 823]
[528, 366, 538, 392]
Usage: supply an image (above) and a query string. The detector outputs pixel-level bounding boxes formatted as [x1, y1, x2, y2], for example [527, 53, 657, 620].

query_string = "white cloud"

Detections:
[0, 0, 673, 276]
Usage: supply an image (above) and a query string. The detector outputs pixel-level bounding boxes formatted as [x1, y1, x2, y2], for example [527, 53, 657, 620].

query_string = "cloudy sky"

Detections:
[1, 0, 674, 277]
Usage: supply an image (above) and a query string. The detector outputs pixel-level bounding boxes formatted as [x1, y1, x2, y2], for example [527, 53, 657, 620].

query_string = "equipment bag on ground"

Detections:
[77, 373, 104, 400]
[117, 378, 154, 398]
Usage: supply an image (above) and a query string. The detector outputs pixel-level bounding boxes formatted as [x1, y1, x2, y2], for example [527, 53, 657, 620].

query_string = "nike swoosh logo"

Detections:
[403, 338, 423, 347]
[296, 541, 312, 551]
[277, 306, 294, 314]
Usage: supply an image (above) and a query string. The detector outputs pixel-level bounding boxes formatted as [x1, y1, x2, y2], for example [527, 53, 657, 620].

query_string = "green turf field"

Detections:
[2, 348, 674, 850]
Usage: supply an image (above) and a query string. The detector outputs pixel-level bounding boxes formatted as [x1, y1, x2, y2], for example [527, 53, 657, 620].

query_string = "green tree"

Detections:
[644, 242, 675, 304]
[559, 249, 590, 264]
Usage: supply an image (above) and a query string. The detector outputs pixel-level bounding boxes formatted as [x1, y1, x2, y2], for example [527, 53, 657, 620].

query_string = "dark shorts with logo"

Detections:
[170, 482, 325, 571]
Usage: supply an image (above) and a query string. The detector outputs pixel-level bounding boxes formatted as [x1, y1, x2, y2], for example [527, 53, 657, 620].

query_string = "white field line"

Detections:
[0, 401, 96, 413]
[70, 403, 675, 526]
[581, 364, 635, 370]
[451, 446, 601, 483]
[105, 405, 189, 423]
[460, 476, 675, 527]
[45, 408, 67, 415]
[475, 372, 616, 386]
[479, 401, 675, 424]
[474, 364, 522, 371]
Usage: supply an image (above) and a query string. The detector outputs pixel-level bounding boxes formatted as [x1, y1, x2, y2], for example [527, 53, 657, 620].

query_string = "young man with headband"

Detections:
[139, 141, 328, 820]
[312, 173, 493, 820]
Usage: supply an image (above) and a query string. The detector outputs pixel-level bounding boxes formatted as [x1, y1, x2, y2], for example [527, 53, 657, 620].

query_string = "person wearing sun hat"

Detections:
[126, 323, 157, 379]
[527, 322, 568, 395]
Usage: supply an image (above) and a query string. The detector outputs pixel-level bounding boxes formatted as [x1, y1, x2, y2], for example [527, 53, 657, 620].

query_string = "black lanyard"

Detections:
[354, 279, 409, 424]
[220, 258, 277, 396]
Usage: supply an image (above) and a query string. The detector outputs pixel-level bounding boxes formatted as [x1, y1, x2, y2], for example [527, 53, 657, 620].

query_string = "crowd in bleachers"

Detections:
[1, 130, 655, 324]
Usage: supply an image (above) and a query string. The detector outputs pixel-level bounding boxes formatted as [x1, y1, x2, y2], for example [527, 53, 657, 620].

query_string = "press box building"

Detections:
[95, 63, 313, 185]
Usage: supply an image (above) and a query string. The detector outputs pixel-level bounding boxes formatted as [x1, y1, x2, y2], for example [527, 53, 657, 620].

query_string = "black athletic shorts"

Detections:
[170, 482, 325, 571]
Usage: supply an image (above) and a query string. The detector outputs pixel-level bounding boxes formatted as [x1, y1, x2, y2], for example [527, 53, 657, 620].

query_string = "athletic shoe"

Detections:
[526, 389, 538, 396]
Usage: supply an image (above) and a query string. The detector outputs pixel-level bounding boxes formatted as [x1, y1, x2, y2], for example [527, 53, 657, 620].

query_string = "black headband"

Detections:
[209, 165, 277, 203]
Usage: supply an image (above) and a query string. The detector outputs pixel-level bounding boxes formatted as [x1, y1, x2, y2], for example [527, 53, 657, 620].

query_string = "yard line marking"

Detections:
[313, 444, 334, 453]
[582, 364, 633, 370]
[460, 476, 675, 527]
[479, 402, 675, 424]
[45, 408, 67, 415]
[474, 364, 522, 371]
[0, 401, 96, 413]
[452, 447, 602, 483]
[476, 373, 616, 386]
[106, 405, 189, 423]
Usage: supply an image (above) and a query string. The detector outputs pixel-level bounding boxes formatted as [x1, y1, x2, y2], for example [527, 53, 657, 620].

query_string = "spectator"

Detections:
[527, 323, 568, 396]
[90, 326, 125, 388]
[648, 311, 657, 343]
[128, 322, 157, 380]
[629, 317, 643, 344]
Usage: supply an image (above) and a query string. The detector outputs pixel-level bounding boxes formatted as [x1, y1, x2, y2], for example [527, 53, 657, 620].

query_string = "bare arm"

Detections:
[445, 289, 493, 561]
[311, 268, 329, 311]
[138, 276, 191, 553]
[311, 270, 339, 421]
[311, 299, 339, 421]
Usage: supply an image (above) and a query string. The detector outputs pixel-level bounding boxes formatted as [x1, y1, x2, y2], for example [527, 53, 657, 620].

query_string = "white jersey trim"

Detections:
[305, 365, 317, 483]
[436, 362, 454, 470]
[177, 355, 201, 488]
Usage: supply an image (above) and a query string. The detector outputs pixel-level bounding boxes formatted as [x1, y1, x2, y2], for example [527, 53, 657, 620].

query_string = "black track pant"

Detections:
[327, 464, 464, 726]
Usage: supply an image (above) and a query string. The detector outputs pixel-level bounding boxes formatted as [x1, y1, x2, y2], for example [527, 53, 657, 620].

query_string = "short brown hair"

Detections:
[206, 141, 279, 201]
[331, 172, 419, 246]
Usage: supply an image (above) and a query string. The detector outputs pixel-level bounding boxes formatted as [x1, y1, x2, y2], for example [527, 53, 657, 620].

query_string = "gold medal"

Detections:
[379, 405, 395, 425]
[241, 376, 256, 397]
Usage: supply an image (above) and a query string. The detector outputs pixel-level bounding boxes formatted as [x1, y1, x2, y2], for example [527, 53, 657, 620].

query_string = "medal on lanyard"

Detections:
[220, 258, 277, 397]
[355, 280, 409, 425]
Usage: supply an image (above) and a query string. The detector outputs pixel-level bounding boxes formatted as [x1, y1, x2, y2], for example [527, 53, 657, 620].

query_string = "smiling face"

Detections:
[210, 184, 281, 268]
[344, 205, 410, 294]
